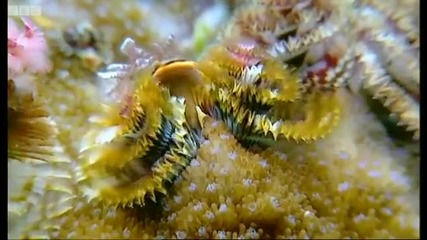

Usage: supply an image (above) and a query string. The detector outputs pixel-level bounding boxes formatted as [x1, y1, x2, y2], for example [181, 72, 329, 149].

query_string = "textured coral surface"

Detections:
[8, 0, 419, 239]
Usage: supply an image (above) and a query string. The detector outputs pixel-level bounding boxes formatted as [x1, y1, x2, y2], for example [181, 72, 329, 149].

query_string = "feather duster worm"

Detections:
[266, 19, 340, 63]
[198, 45, 302, 104]
[221, 0, 419, 141]
[346, 4, 419, 140]
[352, 3, 419, 98]
[8, 17, 51, 75]
[356, 43, 419, 140]
[78, 70, 199, 207]
[267, 90, 342, 142]
[205, 85, 341, 147]
[208, 87, 277, 148]
[195, 44, 342, 146]
[222, 2, 300, 45]
[222, 0, 343, 65]
[8, 80, 57, 163]
[152, 59, 209, 131]
[360, 0, 419, 49]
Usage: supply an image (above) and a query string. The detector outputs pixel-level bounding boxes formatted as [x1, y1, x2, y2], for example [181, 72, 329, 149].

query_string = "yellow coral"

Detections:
[153, 95, 419, 238]
[44, 198, 154, 239]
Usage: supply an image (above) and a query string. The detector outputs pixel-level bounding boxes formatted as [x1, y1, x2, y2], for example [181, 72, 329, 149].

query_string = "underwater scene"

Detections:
[8, 0, 419, 239]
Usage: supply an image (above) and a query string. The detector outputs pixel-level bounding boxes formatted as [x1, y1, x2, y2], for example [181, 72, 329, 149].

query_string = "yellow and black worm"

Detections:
[194, 44, 342, 147]
[203, 83, 342, 147]
[78, 70, 199, 207]
[152, 59, 208, 132]
[207, 87, 278, 148]
[77, 35, 344, 205]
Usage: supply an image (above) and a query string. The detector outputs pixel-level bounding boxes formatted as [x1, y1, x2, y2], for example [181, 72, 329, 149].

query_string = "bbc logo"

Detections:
[8, 5, 42, 16]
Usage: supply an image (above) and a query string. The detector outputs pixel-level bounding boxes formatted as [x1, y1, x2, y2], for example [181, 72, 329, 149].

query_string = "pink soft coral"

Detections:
[8, 17, 51, 76]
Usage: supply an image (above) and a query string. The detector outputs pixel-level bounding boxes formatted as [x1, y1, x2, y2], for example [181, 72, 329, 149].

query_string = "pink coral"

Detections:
[8, 17, 51, 76]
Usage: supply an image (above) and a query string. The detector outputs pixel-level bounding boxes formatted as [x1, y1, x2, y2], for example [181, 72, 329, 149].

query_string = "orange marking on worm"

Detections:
[152, 60, 197, 81]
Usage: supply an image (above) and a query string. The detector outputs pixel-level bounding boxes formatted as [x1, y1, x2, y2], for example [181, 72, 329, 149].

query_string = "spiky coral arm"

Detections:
[210, 85, 341, 146]
[352, 2, 419, 99]
[78, 70, 199, 207]
[360, 0, 419, 48]
[356, 43, 419, 140]
[269, 90, 342, 142]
